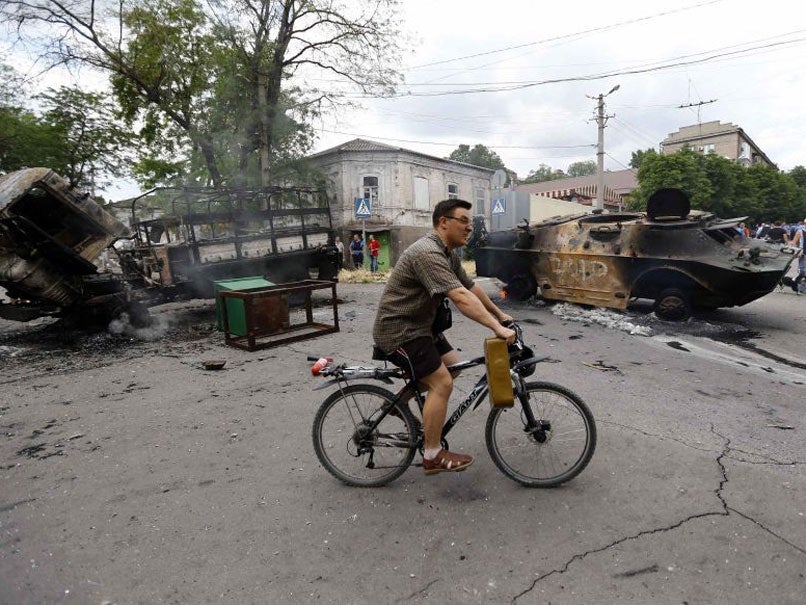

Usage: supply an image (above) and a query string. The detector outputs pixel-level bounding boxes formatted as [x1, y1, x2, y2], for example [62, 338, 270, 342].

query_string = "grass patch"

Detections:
[338, 260, 476, 283]
[337, 268, 389, 283]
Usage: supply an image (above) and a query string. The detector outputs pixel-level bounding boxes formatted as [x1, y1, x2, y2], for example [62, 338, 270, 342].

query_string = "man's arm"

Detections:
[470, 283, 513, 324]
[446, 286, 515, 342]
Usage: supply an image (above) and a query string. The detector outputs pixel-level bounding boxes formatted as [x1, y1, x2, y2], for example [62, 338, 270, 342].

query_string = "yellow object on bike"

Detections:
[484, 337, 514, 408]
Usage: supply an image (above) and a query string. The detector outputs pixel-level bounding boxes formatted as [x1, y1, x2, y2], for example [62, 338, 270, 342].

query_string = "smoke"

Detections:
[0, 345, 26, 358]
[107, 312, 170, 341]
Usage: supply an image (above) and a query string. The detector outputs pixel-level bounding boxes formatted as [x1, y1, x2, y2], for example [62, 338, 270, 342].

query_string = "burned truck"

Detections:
[0, 168, 132, 322]
[117, 184, 338, 301]
[0, 168, 338, 324]
[475, 188, 796, 321]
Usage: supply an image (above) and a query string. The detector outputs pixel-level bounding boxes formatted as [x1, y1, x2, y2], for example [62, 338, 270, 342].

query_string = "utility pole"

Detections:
[589, 84, 619, 210]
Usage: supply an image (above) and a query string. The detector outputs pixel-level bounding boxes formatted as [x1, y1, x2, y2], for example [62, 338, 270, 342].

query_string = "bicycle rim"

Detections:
[312, 384, 417, 487]
[486, 382, 596, 487]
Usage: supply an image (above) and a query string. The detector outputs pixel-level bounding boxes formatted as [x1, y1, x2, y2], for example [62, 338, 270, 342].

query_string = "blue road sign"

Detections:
[355, 197, 371, 218]
[492, 198, 506, 215]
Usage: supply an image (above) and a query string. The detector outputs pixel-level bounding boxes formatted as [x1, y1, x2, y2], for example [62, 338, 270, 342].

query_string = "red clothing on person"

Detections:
[369, 239, 380, 257]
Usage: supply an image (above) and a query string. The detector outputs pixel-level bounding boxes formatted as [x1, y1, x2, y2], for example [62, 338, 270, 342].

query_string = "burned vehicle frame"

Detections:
[0, 168, 131, 322]
[118, 184, 339, 302]
[0, 168, 339, 324]
[475, 188, 796, 321]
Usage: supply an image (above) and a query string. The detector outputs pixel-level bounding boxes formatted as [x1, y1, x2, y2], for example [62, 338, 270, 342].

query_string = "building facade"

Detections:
[306, 138, 495, 269]
[660, 121, 774, 167]
[516, 169, 638, 212]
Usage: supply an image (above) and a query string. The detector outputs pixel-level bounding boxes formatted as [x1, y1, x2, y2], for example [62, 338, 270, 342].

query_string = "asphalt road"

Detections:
[1, 280, 805, 604]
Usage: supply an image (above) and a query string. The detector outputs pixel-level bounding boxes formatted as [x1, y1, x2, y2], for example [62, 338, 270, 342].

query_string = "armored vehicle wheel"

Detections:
[505, 274, 537, 301]
[654, 288, 692, 321]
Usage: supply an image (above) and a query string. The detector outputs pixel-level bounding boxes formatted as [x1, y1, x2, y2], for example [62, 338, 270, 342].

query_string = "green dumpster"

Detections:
[214, 276, 274, 335]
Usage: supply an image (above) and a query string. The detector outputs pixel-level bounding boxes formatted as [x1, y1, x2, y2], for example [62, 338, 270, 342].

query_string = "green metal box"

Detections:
[214, 277, 274, 335]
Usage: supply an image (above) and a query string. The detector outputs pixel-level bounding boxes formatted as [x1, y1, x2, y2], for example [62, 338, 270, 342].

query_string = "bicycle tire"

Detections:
[312, 384, 418, 487]
[485, 381, 596, 487]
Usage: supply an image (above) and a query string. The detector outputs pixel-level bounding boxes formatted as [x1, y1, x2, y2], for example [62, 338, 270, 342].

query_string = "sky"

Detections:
[3, 0, 805, 199]
[311, 0, 806, 178]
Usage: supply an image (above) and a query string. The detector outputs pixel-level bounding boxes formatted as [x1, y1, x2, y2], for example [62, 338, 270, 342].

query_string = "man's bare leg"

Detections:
[418, 361, 474, 474]
[418, 364, 453, 452]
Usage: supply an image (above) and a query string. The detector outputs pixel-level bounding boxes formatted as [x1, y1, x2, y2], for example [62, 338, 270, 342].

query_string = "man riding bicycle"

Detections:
[372, 199, 515, 475]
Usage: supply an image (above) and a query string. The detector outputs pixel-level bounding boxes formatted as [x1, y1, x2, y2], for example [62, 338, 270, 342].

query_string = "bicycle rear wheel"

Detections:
[312, 384, 418, 487]
[486, 381, 596, 487]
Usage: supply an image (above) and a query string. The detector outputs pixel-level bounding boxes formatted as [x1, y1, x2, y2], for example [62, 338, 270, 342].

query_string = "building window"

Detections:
[363, 176, 379, 208]
[475, 187, 486, 215]
[447, 183, 459, 199]
[414, 177, 429, 210]
[702, 144, 715, 154]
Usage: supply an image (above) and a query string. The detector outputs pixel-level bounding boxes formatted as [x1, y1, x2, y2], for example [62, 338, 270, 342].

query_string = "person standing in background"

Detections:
[350, 234, 364, 269]
[368, 234, 380, 272]
[334, 236, 344, 271]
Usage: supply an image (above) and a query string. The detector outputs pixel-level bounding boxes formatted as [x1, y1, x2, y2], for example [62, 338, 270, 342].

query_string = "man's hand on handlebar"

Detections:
[494, 323, 516, 345]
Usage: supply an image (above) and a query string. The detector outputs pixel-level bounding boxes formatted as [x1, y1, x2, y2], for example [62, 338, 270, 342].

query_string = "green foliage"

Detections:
[37, 86, 136, 188]
[448, 144, 506, 170]
[2, 0, 404, 191]
[0, 106, 58, 172]
[520, 163, 566, 184]
[629, 148, 656, 170]
[788, 166, 806, 188]
[567, 160, 596, 177]
[628, 147, 806, 222]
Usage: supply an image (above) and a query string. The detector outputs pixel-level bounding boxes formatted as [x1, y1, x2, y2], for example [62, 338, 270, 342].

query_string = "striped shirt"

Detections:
[373, 232, 474, 353]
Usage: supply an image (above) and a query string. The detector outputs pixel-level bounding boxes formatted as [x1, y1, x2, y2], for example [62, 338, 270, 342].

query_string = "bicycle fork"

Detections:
[512, 372, 551, 441]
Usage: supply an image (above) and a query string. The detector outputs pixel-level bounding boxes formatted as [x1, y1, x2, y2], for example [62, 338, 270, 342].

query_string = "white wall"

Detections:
[529, 194, 589, 222]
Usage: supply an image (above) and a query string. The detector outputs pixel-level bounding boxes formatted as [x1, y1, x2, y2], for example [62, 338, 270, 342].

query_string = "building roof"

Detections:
[661, 120, 774, 167]
[516, 169, 637, 202]
[307, 138, 496, 173]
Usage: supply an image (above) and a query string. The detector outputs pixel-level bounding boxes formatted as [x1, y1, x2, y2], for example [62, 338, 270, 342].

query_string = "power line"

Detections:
[343, 33, 806, 99]
[315, 128, 594, 150]
[405, 0, 725, 70]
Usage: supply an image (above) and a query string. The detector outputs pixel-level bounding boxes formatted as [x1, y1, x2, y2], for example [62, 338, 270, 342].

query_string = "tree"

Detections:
[38, 86, 136, 189]
[628, 147, 806, 222]
[629, 148, 656, 170]
[447, 144, 506, 171]
[787, 166, 806, 189]
[520, 163, 565, 184]
[1, 0, 405, 188]
[0, 107, 61, 173]
[630, 148, 713, 211]
[566, 160, 596, 177]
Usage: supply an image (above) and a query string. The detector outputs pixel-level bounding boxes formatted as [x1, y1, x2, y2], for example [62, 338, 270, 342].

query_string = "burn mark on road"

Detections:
[613, 563, 659, 578]
[667, 341, 690, 352]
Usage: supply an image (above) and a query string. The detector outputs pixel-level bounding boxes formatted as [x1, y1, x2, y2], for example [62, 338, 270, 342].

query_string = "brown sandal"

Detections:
[422, 449, 474, 475]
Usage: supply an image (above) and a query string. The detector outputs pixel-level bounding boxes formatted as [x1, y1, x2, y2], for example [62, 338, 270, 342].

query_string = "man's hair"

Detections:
[432, 199, 472, 227]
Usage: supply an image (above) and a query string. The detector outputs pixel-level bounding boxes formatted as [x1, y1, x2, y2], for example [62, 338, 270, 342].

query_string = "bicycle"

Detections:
[309, 323, 596, 488]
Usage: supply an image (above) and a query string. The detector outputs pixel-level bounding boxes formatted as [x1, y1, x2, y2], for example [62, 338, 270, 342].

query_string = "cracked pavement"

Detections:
[1, 282, 805, 603]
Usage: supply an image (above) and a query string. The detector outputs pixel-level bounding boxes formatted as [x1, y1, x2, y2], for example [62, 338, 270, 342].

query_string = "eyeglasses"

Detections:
[444, 215, 471, 226]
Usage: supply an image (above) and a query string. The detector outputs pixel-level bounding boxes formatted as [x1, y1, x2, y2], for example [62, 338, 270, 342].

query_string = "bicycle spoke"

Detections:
[313, 385, 417, 487]
[486, 382, 596, 487]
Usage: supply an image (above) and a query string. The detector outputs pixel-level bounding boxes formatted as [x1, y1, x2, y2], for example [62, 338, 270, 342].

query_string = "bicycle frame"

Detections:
[368, 354, 537, 444]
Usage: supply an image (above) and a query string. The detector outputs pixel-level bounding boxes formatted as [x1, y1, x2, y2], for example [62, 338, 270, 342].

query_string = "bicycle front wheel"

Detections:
[486, 382, 596, 487]
[312, 384, 418, 487]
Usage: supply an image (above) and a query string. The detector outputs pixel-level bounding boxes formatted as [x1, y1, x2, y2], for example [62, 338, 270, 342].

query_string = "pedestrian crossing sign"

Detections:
[492, 198, 506, 215]
[355, 197, 372, 218]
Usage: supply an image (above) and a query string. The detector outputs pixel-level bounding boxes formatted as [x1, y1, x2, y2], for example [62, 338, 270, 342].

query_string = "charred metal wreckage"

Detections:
[475, 188, 796, 321]
[0, 168, 339, 324]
